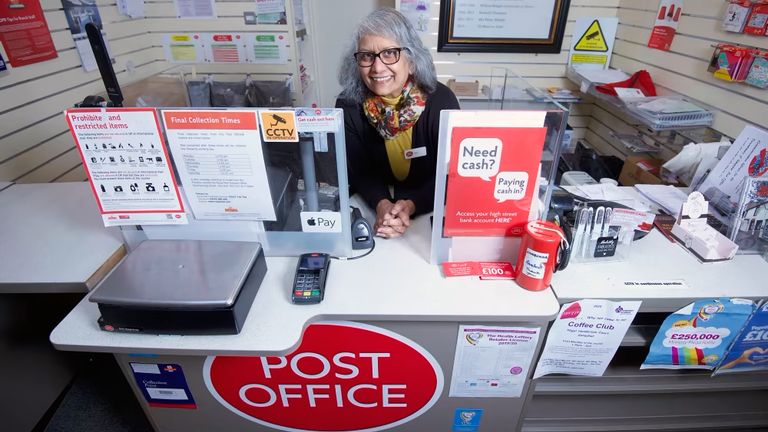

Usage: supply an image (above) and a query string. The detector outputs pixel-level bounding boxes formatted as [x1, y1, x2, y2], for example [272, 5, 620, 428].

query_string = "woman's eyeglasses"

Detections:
[353, 47, 408, 67]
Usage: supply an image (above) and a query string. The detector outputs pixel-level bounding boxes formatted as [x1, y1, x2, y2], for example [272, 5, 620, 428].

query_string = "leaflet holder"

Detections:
[120, 107, 352, 258]
[430, 73, 567, 264]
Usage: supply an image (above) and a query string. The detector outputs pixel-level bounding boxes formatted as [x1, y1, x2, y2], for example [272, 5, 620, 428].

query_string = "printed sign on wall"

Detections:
[0, 0, 58, 67]
[648, 0, 683, 51]
[568, 17, 618, 70]
[204, 322, 443, 431]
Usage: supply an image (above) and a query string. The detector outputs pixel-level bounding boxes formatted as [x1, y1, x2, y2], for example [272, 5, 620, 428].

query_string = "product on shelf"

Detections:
[714, 301, 768, 374]
[709, 44, 755, 82]
[745, 53, 768, 88]
[743, 2, 768, 35]
[723, 0, 754, 33]
[641, 298, 756, 370]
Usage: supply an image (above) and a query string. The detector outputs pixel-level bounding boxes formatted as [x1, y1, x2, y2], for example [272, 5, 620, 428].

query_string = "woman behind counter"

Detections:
[337, 8, 459, 238]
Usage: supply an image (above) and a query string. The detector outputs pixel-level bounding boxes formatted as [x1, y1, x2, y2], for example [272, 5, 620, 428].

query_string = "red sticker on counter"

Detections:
[442, 261, 515, 279]
[204, 322, 443, 431]
[478, 262, 515, 280]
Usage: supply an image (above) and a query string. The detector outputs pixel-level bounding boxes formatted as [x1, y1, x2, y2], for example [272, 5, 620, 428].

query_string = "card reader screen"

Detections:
[300, 255, 326, 269]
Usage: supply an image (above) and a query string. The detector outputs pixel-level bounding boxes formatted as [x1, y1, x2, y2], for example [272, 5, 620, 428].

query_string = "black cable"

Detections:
[330, 238, 376, 261]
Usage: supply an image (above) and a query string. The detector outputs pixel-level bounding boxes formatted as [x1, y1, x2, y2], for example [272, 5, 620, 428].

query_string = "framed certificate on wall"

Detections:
[437, 0, 571, 53]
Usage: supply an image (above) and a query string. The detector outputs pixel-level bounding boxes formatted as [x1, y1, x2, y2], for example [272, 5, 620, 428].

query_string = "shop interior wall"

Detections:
[0, 0, 394, 184]
[418, 0, 621, 147]
[586, 0, 768, 161]
[0, 0, 165, 184]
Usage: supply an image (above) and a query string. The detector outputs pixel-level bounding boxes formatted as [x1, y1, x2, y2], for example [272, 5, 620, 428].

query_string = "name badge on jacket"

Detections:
[404, 147, 427, 160]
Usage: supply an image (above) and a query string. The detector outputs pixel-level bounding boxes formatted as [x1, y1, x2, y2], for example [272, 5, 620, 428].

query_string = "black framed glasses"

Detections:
[353, 47, 408, 67]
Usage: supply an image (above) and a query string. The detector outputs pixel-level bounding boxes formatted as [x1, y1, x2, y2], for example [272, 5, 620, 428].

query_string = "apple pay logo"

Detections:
[300, 211, 342, 233]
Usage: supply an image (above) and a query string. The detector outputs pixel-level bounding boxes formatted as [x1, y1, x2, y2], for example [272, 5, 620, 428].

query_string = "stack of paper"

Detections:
[634, 184, 688, 215]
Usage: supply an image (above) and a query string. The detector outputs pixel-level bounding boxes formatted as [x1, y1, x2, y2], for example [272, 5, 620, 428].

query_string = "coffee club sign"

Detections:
[204, 322, 444, 431]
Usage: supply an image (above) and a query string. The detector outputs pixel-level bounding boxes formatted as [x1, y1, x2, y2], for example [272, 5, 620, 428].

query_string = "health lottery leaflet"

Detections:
[443, 127, 547, 237]
[65, 108, 187, 227]
[162, 110, 276, 221]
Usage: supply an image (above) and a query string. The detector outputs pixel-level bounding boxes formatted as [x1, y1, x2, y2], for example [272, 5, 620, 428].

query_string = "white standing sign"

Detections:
[162, 110, 276, 221]
[534, 299, 641, 378]
[449, 325, 540, 398]
[65, 108, 187, 227]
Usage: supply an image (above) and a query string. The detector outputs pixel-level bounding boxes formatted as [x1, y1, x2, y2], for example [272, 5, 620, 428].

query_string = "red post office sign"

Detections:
[204, 322, 443, 431]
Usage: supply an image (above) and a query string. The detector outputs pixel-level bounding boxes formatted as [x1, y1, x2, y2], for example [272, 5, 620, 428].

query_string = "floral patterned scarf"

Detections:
[363, 79, 427, 140]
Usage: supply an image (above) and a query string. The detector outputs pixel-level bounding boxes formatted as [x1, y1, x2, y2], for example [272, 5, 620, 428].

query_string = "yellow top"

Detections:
[381, 94, 413, 181]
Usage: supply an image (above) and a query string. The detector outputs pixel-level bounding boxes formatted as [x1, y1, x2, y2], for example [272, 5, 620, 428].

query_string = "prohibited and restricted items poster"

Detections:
[65, 108, 187, 227]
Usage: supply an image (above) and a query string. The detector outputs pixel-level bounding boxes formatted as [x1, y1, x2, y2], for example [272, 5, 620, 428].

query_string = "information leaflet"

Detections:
[162, 110, 276, 221]
[443, 127, 546, 237]
[449, 325, 540, 398]
[534, 299, 640, 378]
[65, 108, 187, 227]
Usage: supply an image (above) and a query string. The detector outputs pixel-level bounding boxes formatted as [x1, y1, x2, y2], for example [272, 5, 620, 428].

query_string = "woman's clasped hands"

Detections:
[374, 199, 415, 238]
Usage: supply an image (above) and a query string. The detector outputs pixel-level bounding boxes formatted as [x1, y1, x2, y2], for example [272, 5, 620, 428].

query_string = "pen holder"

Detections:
[569, 202, 635, 264]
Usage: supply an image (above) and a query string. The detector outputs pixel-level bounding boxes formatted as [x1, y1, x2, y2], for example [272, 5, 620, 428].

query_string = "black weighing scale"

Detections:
[90, 240, 267, 335]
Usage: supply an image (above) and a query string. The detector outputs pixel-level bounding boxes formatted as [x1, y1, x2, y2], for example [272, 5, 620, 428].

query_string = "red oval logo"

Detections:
[204, 322, 443, 431]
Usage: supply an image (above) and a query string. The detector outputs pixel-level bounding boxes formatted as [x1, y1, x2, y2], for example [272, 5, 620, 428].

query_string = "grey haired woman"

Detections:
[337, 8, 459, 238]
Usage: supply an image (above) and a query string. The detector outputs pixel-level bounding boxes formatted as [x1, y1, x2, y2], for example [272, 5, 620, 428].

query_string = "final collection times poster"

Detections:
[443, 127, 547, 237]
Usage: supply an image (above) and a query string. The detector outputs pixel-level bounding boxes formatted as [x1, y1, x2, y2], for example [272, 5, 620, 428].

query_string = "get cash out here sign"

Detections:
[204, 322, 443, 431]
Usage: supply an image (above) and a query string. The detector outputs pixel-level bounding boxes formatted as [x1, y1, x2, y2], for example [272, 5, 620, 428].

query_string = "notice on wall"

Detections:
[246, 32, 288, 64]
[163, 33, 205, 63]
[648, 0, 683, 51]
[117, 0, 145, 19]
[204, 33, 246, 63]
[65, 108, 187, 227]
[61, 0, 112, 72]
[400, 0, 430, 33]
[443, 127, 547, 237]
[451, 0, 556, 39]
[162, 110, 276, 221]
[568, 17, 618, 70]
[173, 0, 216, 19]
[0, 0, 58, 67]
[449, 325, 540, 398]
[533, 299, 640, 378]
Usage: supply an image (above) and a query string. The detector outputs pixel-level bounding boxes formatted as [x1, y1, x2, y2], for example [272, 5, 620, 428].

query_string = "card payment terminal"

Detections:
[291, 253, 330, 304]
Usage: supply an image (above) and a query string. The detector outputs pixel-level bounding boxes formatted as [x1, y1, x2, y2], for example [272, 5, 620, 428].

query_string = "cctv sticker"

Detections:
[259, 110, 298, 142]
[300, 211, 342, 233]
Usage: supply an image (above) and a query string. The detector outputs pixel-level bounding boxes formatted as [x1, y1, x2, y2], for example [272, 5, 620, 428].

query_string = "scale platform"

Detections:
[90, 240, 267, 335]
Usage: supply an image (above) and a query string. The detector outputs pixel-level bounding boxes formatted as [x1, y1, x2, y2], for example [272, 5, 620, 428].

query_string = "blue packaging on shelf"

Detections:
[641, 298, 756, 370]
[715, 301, 768, 374]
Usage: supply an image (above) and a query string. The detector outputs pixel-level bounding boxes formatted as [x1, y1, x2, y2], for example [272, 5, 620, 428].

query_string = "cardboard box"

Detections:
[447, 79, 479, 97]
[619, 156, 667, 186]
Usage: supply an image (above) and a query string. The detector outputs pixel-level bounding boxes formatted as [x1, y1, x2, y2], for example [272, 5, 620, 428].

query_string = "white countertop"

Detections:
[50, 216, 560, 356]
[0, 182, 125, 293]
[552, 228, 768, 312]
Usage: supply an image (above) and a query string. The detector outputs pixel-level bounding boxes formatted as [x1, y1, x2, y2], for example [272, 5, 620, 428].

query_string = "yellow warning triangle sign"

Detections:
[574, 20, 609, 52]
